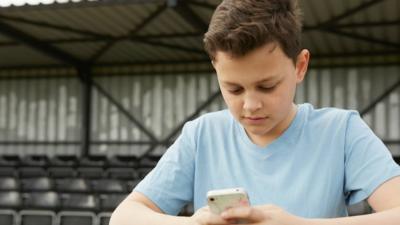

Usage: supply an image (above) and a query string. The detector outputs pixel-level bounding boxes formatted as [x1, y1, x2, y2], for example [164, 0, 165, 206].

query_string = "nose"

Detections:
[243, 94, 262, 112]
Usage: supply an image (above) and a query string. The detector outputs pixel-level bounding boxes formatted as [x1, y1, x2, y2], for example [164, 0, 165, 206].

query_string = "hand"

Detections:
[189, 206, 230, 225]
[220, 204, 307, 225]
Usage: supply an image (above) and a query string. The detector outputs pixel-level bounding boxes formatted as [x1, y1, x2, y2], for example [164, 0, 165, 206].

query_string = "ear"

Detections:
[295, 49, 310, 84]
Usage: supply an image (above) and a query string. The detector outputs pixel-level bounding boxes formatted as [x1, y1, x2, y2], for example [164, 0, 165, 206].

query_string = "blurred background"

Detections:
[0, 0, 399, 224]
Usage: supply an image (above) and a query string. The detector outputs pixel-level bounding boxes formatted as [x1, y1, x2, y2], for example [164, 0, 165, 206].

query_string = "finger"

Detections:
[207, 214, 231, 225]
[221, 206, 264, 222]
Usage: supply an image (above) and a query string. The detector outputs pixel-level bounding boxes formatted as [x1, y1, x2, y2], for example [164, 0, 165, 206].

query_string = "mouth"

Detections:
[243, 116, 268, 124]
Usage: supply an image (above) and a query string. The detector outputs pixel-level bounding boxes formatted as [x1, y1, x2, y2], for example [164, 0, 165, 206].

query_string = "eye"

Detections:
[227, 87, 243, 94]
[259, 85, 276, 92]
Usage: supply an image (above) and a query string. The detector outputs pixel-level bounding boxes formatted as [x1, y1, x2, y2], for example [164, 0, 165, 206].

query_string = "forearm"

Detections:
[307, 207, 400, 225]
[109, 198, 190, 225]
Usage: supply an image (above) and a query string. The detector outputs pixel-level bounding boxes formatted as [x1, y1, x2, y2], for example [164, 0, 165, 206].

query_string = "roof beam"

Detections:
[89, 3, 167, 62]
[304, 19, 400, 31]
[187, 0, 218, 10]
[171, 0, 208, 32]
[0, 14, 110, 39]
[323, 28, 400, 49]
[0, 19, 83, 67]
[318, 0, 385, 27]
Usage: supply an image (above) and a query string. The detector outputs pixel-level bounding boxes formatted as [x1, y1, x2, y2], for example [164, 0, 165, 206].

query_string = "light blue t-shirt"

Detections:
[134, 103, 400, 218]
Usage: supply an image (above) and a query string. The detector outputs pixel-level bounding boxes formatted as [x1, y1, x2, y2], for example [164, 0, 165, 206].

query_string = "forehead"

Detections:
[213, 43, 291, 83]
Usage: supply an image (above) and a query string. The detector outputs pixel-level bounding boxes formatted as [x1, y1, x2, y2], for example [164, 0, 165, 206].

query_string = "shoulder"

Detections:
[301, 103, 358, 124]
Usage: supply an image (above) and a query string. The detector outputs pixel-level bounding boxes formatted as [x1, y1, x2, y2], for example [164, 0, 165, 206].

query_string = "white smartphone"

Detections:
[207, 187, 250, 215]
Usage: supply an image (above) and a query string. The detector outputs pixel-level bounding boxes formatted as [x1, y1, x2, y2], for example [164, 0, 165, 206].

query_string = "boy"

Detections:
[110, 0, 400, 224]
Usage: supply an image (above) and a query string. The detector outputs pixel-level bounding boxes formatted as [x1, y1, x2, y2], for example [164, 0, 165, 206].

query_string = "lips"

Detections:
[243, 116, 268, 124]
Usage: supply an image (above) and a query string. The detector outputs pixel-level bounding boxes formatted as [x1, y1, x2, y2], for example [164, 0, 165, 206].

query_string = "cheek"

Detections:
[221, 93, 242, 111]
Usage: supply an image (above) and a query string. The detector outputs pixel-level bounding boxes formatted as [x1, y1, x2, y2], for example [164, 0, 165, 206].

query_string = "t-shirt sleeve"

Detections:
[133, 121, 196, 215]
[344, 111, 400, 205]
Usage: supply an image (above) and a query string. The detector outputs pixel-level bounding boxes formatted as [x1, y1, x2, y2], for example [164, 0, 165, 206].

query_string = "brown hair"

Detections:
[204, 0, 303, 64]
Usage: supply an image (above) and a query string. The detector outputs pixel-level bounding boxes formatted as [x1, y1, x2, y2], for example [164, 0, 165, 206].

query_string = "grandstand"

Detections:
[0, 0, 399, 224]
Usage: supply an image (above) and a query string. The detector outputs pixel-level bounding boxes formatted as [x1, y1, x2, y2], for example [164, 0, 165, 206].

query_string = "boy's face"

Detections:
[213, 43, 309, 145]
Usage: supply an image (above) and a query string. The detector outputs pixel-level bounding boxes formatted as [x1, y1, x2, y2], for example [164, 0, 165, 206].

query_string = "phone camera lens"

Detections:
[210, 198, 215, 202]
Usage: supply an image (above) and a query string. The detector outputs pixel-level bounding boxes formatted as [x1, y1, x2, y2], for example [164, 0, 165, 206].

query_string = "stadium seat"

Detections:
[55, 178, 90, 193]
[77, 167, 104, 179]
[0, 167, 17, 177]
[19, 167, 47, 178]
[92, 179, 126, 193]
[20, 210, 56, 225]
[98, 212, 112, 225]
[0, 155, 20, 167]
[106, 167, 138, 180]
[49, 155, 78, 167]
[58, 211, 97, 225]
[23, 192, 60, 210]
[138, 156, 160, 168]
[0, 177, 19, 191]
[79, 156, 107, 167]
[48, 167, 77, 178]
[20, 155, 49, 167]
[137, 167, 153, 178]
[21, 177, 54, 192]
[0, 191, 22, 209]
[125, 179, 141, 191]
[60, 194, 98, 211]
[107, 155, 138, 168]
[0, 209, 18, 225]
[99, 193, 128, 211]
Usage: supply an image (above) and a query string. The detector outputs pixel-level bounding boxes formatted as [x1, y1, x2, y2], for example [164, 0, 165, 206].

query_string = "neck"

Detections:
[251, 103, 298, 147]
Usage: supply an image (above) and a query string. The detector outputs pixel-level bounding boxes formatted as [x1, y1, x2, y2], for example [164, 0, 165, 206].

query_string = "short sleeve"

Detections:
[134, 121, 197, 215]
[344, 111, 400, 205]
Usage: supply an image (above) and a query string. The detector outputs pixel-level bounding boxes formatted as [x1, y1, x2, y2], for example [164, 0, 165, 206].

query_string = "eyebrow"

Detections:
[222, 77, 280, 86]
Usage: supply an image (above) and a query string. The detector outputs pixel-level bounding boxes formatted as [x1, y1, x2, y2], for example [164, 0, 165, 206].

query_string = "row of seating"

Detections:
[0, 191, 127, 212]
[0, 209, 112, 225]
[0, 155, 160, 168]
[0, 177, 139, 194]
[0, 166, 152, 179]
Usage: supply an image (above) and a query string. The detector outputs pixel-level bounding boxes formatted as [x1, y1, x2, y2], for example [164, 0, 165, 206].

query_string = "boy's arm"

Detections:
[109, 191, 191, 225]
[308, 176, 400, 225]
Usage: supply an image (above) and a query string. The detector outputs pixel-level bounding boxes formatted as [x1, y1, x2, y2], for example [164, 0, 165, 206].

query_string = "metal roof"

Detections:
[0, 0, 399, 76]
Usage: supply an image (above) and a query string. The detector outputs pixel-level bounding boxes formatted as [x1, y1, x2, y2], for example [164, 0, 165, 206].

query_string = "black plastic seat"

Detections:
[23, 192, 60, 210]
[107, 155, 138, 168]
[55, 178, 90, 193]
[92, 179, 126, 193]
[0, 209, 18, 225]
[0, 167, 17, 177]
[106, 167, 138, 180]
[0, 177, 19, 191]
[138, 155, 160, 168]
[58, 211, 96, 225]
[20, 155, 49, 167]
[21, 177, 54, 192]
[20, 211, 56, 225]
[99, 193, 127, 211]
[19, 167, 47, 178]
[77, 167, 104, 179]
[98, 212, 112, 225]
[49, 155, 78, 167]
[137, 167, 153, 178]
[79, 156, 107, 167]
[60, 193, 98, 211]
[126, 179, 141, 191]
[48, 167, 77, 178]
[0, 155, 20, 167]
[0, 191, 22, 209]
